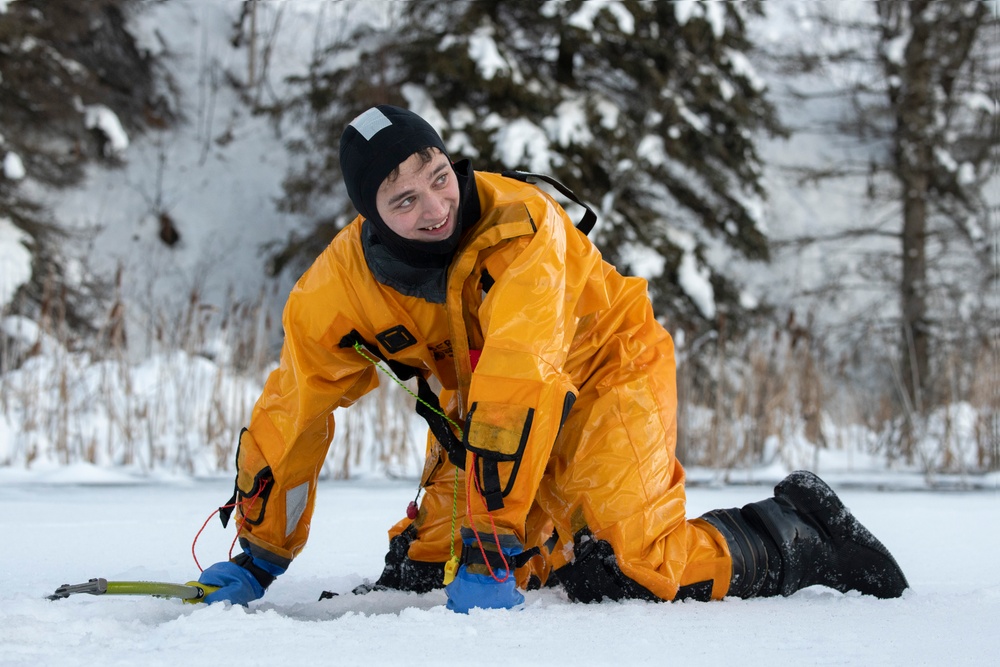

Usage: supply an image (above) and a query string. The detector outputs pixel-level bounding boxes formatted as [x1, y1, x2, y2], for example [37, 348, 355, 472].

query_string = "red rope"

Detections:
[191, 479, 269, 572]
[464, 453, 512, 583]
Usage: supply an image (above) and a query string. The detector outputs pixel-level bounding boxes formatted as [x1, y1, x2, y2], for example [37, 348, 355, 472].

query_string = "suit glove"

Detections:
[445, 529, 525, 613]
[198, 551, 285, 605]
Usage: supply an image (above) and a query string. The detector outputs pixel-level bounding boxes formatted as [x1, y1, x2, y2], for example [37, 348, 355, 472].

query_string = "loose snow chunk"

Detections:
[717, 78, 735, 102]
[468, 26, 509, 81]
[674, 0, 726, 38]
[934, 147, 958, 173]
[0, 217, 32, 309]
[620, 241, 666, 280]
[666, 227, 716, 319]
[84, 105, 130, 156]
[726, 49, 766, 93]
[678, 104, 708, 134]
[2, 315, 44, 351]
[494, 118, 553, 173]
[674, 0, 698, 26]
[740, 290, 759, 310]
[883, 34, 909, 65]
[401, 84, 448, 135]
[962, 215, 984, 242]
[957, 162, 976, 186]
[594, 98, 619, 130]
[566, 0, 635, 35]
[3, 152, 25, 180]
[544, 98, 593, 148]
[678, 250, 716, 319]
[704, 0, 726, 38]
[964, 92, 997, 115]
[637, 134, 667, 167]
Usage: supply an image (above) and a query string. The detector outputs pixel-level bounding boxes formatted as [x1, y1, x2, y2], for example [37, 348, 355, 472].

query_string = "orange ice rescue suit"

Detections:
[206, 105, 907, 610]
[226, 167, 732, 602]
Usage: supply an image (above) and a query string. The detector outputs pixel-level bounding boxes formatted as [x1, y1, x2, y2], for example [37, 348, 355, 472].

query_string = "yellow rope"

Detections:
[352, 342, 463, 584]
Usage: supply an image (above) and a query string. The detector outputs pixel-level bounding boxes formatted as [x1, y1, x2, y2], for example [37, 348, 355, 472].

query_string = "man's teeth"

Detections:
[423, 220, 446, 231]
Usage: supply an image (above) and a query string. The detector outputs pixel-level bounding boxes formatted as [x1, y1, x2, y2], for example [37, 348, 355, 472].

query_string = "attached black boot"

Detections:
[702, 470, 909, 600]
[700, 503, 783, 598]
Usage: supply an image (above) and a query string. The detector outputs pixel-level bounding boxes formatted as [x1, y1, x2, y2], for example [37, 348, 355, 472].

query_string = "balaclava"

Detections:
[339, 105, 464, 265]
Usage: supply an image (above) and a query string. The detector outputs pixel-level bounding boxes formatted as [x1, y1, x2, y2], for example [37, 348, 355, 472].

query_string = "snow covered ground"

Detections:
[0, 3, 996, 663]
[1, 471, 996, 666]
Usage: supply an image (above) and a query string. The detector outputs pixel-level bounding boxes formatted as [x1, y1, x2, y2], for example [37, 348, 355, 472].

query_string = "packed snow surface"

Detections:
[1, 471, 996, 666]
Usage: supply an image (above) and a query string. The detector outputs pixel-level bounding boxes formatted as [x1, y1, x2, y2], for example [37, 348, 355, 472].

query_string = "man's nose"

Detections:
[423, 192, 449, 218]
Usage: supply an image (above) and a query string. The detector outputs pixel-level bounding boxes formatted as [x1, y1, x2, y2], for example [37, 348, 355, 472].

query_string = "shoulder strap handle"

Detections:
[501, 170, 597, 236]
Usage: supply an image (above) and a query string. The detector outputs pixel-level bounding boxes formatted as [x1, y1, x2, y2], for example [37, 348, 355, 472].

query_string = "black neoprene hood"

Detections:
[339, 104, 460, 262]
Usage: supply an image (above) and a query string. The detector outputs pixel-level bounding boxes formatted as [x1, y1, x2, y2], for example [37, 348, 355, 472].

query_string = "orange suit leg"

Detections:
[536, 356, 732, 601]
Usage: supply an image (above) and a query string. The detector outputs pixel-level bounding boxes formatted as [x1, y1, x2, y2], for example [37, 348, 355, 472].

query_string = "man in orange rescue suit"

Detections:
[197, 105, 908, 611]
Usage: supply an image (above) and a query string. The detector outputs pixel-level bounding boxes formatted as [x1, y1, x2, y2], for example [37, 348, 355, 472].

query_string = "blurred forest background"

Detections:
[0, 0, 996, 480]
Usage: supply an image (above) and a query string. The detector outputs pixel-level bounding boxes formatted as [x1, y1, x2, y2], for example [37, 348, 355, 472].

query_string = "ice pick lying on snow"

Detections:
[48, 578, 219, 603]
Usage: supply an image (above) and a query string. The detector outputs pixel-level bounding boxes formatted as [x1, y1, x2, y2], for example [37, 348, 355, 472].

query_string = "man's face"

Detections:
[375, 148, 460, 242]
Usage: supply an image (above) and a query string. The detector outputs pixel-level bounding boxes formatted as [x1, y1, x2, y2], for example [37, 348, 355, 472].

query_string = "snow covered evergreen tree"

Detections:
[0, 0, 170, 349]
[277, 0, 784, 338]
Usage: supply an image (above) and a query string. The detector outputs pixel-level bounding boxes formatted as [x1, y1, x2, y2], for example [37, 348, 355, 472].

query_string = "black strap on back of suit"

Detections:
[501, 170, 597, 236]
[339, 330, 466, 469]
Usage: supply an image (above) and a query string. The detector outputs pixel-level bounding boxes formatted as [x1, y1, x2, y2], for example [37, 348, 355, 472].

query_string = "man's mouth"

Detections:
[421, 219, 448, 232]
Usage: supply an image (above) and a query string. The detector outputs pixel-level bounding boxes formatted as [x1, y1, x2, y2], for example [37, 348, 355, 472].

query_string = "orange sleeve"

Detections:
[462, 200, 601, 543]
[232, 239, 381, 566]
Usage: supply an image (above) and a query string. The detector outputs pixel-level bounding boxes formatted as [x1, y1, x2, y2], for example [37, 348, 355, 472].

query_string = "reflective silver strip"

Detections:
[350, 107, 392, 140]
[285, 482, 309, 537]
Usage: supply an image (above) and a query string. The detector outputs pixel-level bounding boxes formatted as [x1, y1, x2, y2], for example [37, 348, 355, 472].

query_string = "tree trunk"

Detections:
[248, 0, 258, 88]
[899, 163, 930, 411]
[880, 0, 934, 412]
